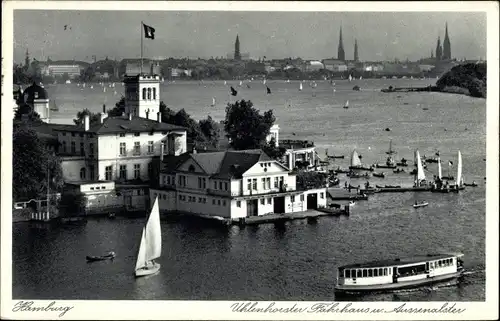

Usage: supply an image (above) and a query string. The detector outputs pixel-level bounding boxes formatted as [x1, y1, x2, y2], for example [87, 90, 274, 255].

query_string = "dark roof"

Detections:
[338, 253, 463, 270]
[161, 149, 274, 179]
[52, 115, 186, 134]
[22, 82, 48, 103]
[280, 139, 315, 149]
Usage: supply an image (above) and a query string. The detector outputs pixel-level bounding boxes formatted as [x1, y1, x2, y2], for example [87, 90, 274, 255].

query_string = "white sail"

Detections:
[344, 100, 349, 107]
[135, 197, 161, 271]
[351, 150, 362, 167]
[437, 157, 442, 179]
[263, 79, 266, 85]
[456, 150, 463, 186]
[239, 81, 243, 86]
[211, 97, 216, 106]
[348, 74, 353, 82]
[224, 80, 227, 85]
[416, 150, 426, 181]
[299, 83, 303, 91]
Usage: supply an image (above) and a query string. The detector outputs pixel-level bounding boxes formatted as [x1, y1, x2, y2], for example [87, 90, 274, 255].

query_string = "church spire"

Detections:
[337, 26, 345, 61]
[354, 39, 359, 61]
[435, 36, 442, 61]
[443, 22, 451, 60]
[234, 34, 241, 61]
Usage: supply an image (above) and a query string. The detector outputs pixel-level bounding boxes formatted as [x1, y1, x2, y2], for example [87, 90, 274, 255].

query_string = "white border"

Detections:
[1, 1, 498, 320]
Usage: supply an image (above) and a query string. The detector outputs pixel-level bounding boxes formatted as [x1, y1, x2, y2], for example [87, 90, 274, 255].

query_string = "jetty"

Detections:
[235, 208, 348, 226]
[359, 186, 432, 194]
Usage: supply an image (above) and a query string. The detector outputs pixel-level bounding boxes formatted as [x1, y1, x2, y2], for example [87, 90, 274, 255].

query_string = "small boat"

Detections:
[423, 156, 439, 163]
[396, 158, 408, 166]
[386, 140, 396, 155]
[334, 168, 351, 174]
[347, 171, 370, 179]
[135, 197, 162, 277]
[210, 97, 216, 107]
[464, 182, 478, 187]
[108, 213, 116, 219]
[65, 80, 71, 84]
[393, 168, 406, 173]
[349, 150, 373, 171]
[384, 185, 402, 188]
[86, 251, 116, 262]
[413, 201, 429, 208]
[375, 163, 397, 169]
[327, 155, 345, 159]
[299, 82, 303, 91]
[372, 172, 385, 178]
[335, 253, 465, 294]
[343, 100, 349, 109]
[329, 177, 340, 186]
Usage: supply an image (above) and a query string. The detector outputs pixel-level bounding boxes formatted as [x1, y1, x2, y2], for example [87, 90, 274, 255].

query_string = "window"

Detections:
[362, 270, 367, 277]
[198, 177, 202, 189]
[224, 182, 228, 191]
[153, 88, 156, 100]
[374, 269, 378, 277]
[320, 192, 324, 199]
[267, 198, 271, 204]
[142, 88, 146, 100]
[89, 165, 95, 180]
[203, 178, 206, 189]
[262, 178, 266, 190]
[379, 268, 383, 275]
[34, 92, 39, 98]
[252, 179, 257, 190]
[90, 187, 94, 190]
[223, 200, 226, 206]
[274, 177, 279, 188]
[212, 199, 216, 205]
[80, 143, 85, 156]
[89, 143, 94, 157]
[134, 142, 140, 155]
[80, 167, 86, 180]
[247, 179, 251, 191]
[291, 195, 295, 202]
[62, 141, 67, 152]
[217, 199, 221, 205]
[260, 199, 265, 205]
[219, 182, 223, 190]
[368, 269, 373, 277]
[300, 195, 304, 202]
[105, 165, 112, 181]
[384, 268, 387, 276]
[148, 141, 154, 154]
[120, 133, 125, 137]
[345, 270, 350, 278]
[266, 177, 271, 189]
[147, 88, 151, 100]
[237, 201, 241, 207]
[134, 132, 140, 137]
[357, 270, 362, 278]
[71, 142, 76, 153]
[214, 181, 217, 189]
[119, 165, 127, 179]
[134, 164, 141, 179]
[120, 142, 126, 156]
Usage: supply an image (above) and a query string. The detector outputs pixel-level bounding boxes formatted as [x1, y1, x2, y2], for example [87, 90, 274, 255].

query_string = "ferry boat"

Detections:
[335, 253, 464, 294]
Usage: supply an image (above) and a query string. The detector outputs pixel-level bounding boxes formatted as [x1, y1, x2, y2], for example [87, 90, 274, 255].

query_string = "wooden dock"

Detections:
[234, 208, 348, 226]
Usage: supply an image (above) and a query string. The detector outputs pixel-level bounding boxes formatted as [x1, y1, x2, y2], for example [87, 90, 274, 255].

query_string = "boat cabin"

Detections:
[337, 254, 463, 287]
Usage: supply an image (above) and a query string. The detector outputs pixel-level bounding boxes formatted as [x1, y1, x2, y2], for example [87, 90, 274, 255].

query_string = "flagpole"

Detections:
[140, 21, 143, 75]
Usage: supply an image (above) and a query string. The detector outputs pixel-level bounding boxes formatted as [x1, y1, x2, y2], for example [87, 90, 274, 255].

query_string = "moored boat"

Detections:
[393, 168, 406, 173]
[464, 182, 478, 187]
[335, 253, 464, 294]
[372, 172, 385, 178]
[86, 251, 116, 262]
[413, 201, 429, 208]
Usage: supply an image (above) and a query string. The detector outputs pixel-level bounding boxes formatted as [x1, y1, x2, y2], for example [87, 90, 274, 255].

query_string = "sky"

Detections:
[13, 10, 487, 63]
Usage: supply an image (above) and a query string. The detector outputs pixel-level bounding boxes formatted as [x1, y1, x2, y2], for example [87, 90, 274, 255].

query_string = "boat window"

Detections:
[368, 269, 372, 277]
[357, 270, 362, 278]
[379, 268, 383, 276]
[345, 270, 350, 278]
[362, 269, 367, 277]
[374, 269, 378, 277]
[383, 268, 387, 276]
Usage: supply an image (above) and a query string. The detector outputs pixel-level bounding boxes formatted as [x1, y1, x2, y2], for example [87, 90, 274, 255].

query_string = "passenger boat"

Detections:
[335, 253, 464, 294]
[413, 201, 429, 208]
[86, 251, 116, 262]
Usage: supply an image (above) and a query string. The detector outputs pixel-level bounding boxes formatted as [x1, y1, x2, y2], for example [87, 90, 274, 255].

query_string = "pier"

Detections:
[381, 86, 438, 93]
[234, 208, 348, 226]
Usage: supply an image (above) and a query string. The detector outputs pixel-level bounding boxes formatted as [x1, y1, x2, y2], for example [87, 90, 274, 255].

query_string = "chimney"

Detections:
[99, 112, 108, 124]
[157, 111, 161, 123]
[84, 114, 90, 131]
[160, 142, 164, 161]
[128, 113, 132, 121]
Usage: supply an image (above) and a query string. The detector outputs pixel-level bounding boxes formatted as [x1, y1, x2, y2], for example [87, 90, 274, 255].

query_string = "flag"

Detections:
[143, 23, 156, 39]
[266, 86, 271, 94]
[448, 161, 453, 166]
[230, 86, 237, 96]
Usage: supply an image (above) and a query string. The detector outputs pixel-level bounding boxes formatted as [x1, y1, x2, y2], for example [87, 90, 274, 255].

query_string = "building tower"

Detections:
[24, 49, 30, 70]
[337, 26, 345, 61]
[234, 35, 241, 61]
[123, 74, 161, 120]
[354, 39, 359, 62]
[435, 36, 442, 61]
[443, 22, 451, 60]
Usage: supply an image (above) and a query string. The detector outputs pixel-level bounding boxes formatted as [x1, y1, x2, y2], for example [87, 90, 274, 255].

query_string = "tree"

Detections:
[261, 137, 287, 161]
[59, 190, 87, 217]
[159, 101, 176, 123]
[14, 104, 42, 122]
[173, 109, 205, 142]
[73, 108, 100, 125]
[224, 99, 275, 150]
[199, 115, 220, 147]
[13, 125, 64, 200]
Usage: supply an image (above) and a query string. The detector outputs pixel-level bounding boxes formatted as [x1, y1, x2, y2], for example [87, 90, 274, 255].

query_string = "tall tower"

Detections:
[234, 35, 241, 61]
[25, 49, 30, 69]
[337, 26, 345, 61]
[123, 74, 161, 120]
[435, 36, 442, 61]
[354, 39, 359, 62]
[443, 22, 451, 60]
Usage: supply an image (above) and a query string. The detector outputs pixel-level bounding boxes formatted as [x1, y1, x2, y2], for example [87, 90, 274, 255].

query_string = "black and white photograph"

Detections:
[1, 1, 498, 320]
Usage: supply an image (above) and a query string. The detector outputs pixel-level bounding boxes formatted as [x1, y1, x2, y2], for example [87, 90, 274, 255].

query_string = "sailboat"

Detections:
[299, 82, 303, 91]
[224, 80, 227, 85]
[50, 99, 59, 111]
[452, 151, 465, 191]
[263, 79, 267, 85]
[210, 97, 216, 107]
[348, 74, 353, 82]
[343, 100, 349, 109]
[414, 150, 426, 187]
[239, 80, 243, 87]
[437, 157, 443, 181]
[135, 197, 162, 277]
[349, 150, 373, 171]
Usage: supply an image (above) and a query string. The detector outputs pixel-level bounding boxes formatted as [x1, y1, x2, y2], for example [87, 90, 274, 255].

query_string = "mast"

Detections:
[140, 21, 144, 75]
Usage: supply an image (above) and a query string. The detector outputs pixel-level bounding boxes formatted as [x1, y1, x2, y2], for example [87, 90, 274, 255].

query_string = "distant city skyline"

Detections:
[14, 10, 486, 63]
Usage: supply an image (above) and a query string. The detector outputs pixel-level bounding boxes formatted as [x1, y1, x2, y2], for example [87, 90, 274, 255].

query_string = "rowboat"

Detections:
[86, 251, 116, 262]
[335, 253, 464, 294]
[413, 201, 429, 208]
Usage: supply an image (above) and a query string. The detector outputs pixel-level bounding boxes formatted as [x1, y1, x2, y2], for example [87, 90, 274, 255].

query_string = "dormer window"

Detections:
[188, 164, 195, 172]
[34, 92, 39, 99]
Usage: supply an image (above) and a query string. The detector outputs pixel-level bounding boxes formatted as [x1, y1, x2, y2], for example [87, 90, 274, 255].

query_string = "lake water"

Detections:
[13, 79, 486, 300]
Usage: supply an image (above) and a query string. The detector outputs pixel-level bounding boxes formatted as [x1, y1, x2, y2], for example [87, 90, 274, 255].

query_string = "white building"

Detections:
[150, 149, 327, 220]
[306, 61, 325, 72]
[41, 64, 84, 78]
[323, 59, 348, 72]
